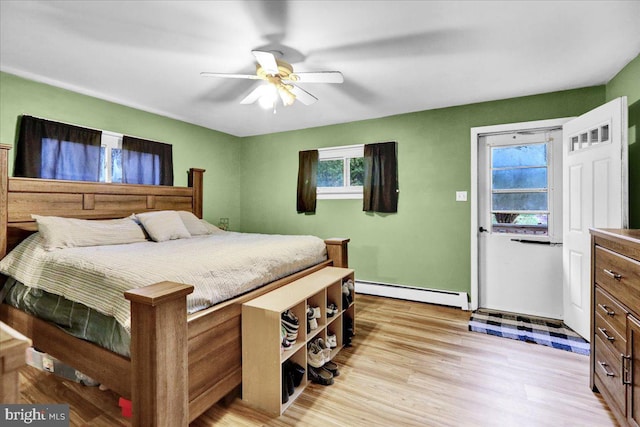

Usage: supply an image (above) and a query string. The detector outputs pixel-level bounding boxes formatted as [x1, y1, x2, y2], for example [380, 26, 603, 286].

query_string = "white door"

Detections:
[478, 127, 564, 319]
[562, 97, 628, 340]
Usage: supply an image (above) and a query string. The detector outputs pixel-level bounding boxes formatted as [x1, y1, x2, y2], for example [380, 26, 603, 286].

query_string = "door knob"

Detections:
[479, 227, 488, 233]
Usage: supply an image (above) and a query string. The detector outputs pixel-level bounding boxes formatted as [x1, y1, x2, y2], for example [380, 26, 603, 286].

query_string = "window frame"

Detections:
[317, 144, 364, 200]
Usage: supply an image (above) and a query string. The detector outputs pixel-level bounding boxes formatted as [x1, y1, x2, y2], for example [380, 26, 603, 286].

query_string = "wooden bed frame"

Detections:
[0, 144, 349, 425]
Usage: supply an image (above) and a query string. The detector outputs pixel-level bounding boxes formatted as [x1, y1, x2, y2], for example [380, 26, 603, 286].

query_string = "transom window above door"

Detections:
[491, 142, 549, 235]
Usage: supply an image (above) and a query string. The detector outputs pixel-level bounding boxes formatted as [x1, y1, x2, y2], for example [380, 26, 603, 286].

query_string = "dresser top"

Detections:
[590, 228, 640, 245]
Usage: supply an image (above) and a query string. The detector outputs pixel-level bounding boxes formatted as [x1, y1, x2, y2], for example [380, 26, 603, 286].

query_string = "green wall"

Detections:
[239, 87, 605, 292]
[606, 54, 640, 227]
[0, 72, 242, 225]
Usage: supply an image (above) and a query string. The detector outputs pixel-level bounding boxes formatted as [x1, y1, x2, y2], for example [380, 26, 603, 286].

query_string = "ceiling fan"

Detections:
[201, 50, 343, 109]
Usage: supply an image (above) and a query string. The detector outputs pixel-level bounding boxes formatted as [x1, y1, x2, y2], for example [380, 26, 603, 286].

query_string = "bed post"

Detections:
[125, 281, 194, 427]
[0, 144, 10, 259]
[188, 168, 206, 219]
[324, 238, 350, 268]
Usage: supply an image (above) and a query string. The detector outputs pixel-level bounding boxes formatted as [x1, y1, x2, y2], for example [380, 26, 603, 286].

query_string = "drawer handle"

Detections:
[603, 269, 622, 281]
[598, 361, 615, 377]
[622, 354, 632, 385]
[597, 304, 615, 316]
[598, 327, 615, 342]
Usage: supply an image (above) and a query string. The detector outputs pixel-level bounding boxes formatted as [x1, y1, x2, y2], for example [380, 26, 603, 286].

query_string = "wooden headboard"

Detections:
[0, 145, 205, 258]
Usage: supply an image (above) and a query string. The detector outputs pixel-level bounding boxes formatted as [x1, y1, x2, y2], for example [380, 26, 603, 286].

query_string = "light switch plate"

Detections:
[456, 191, 468, 202]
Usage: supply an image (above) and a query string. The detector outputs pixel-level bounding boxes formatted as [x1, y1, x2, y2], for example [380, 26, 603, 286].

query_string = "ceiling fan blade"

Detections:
[290, 71, 344, 84]
[240, 86, 266, 104]
[252, 50, 279, 75]
[200, 72, 261, 80]
[290, 85, 318, 105]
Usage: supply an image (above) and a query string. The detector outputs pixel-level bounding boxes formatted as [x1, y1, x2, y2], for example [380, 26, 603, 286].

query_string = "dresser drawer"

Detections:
[593, 335, 626, 415]
[595, 311, 626, 355]
[595, 246, 640, 312]
[594, 287, 628, 336]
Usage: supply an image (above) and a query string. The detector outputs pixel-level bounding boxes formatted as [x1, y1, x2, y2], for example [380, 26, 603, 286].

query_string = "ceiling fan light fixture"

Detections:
[258, 84, 278, 109]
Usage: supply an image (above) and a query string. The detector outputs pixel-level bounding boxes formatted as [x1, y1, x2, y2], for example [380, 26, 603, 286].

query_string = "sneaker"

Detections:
[309, 317, 318, 330]
[326, 333, 337, 348]
[327, 303, 338, 317]
[345, 279, 355, 293]
[307, 305, 319, 330]
[316, 338, 331, 361]
[307, 342, 325, 368]
[342, 284, 352, 306]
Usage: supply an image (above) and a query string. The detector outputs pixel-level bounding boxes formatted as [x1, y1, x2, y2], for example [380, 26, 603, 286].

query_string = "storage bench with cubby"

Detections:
[241, 266, 355, 415]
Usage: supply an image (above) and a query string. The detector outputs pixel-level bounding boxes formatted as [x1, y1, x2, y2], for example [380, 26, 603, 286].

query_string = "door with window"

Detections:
[562, 97, 628, 339]
[478, 128, 564, 318]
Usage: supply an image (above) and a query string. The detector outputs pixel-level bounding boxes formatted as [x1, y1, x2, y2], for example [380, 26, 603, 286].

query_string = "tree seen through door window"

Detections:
[491, 143, 549, 235]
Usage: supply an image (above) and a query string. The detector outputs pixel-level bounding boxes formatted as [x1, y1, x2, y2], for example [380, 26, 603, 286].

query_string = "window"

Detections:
[15, 115, 172, 185]
[317, 144, 364, 199]
[490, 142, 549, 235]
[99, 131, 123, 183]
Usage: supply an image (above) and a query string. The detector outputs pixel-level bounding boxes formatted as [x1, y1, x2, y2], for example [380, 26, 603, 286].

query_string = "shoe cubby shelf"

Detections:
[242, 266, 355, 415]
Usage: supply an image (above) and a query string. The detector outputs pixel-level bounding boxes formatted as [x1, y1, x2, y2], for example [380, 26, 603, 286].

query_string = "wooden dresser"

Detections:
[590, 228, 640, 427]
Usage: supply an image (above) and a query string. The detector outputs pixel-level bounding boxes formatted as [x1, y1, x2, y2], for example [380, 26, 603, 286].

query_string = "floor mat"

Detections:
[468, 310, 590, 355]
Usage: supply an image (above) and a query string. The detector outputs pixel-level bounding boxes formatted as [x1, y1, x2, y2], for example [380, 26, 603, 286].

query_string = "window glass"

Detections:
[492, 168, 547, 190]
[492, 144, 546, 168]
[350, 157, 364, 186]
[490, 142, 549, 235]
[318, 159, 344, 187]
[492, 192, 548, 211]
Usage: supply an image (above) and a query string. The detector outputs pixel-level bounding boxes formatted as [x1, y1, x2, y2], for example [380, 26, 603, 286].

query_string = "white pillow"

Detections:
[32, 215, 147, 251]
[136, 211, 191, 242]
[177, 211, 210, 236]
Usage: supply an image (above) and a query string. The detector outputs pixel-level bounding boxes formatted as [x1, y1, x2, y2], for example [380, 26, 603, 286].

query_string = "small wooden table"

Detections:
[0, 321, 32, 403]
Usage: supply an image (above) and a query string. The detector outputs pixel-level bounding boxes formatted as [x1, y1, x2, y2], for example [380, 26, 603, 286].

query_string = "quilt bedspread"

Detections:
[0, 231, 327, 332]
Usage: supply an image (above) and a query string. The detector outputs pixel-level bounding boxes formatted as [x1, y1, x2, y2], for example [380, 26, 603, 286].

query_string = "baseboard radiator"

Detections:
[355, 280, 469, 310]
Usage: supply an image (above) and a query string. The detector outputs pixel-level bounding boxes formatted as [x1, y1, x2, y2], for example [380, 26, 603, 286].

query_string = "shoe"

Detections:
[326, 333, 337, 348]
[290, 362, 306, 387]
[343, 316, 354, 347]
[345, 279, 355, 293]
[315, 338, 331, 361]
[308, 365, 333, 386]
[286, 369, 295, 396]
[342, 284, 352, 307]
[281, 368, 289, 403]
[327, 303, 338, 317]
[322, 360, 340, 377]
[309, 317, 318, 330]
[307, 342, 325, 368]
[312, 307, 321, 318]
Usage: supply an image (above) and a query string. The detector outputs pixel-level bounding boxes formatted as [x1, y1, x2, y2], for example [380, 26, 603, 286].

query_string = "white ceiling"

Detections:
[1, 1, 639, 137]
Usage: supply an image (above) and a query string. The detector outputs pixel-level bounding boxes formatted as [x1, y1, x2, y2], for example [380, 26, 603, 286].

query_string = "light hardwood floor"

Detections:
[18, 294, 617, 426]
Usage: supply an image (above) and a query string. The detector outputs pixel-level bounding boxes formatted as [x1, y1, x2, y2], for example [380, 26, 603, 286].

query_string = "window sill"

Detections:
[317, 193, 363, 200]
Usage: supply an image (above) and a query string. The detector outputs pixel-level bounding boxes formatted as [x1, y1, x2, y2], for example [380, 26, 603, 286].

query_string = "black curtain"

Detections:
[14, 115, 102, 181]
[297, 150, 318, 213]
[363, 141, 398, 213]
[122, 136, 173, 186]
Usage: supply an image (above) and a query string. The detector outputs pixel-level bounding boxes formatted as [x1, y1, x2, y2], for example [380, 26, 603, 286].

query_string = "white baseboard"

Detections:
[355, 280, 469, 310]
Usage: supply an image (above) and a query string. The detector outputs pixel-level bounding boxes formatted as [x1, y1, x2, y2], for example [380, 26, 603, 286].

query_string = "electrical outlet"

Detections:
[218, 217, 229, 230]
[456, 191, 468, 202]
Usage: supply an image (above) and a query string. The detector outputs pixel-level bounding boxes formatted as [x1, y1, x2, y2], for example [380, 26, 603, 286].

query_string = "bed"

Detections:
[0, 144, 349, 425]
